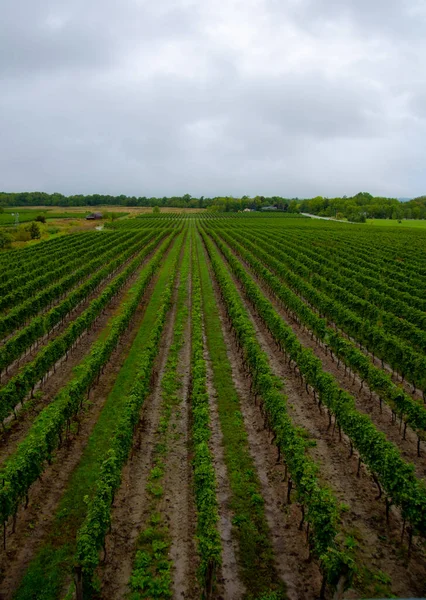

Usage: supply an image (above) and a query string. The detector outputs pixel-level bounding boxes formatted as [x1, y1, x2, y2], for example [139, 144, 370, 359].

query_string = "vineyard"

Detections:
[0, 214, 426, 599]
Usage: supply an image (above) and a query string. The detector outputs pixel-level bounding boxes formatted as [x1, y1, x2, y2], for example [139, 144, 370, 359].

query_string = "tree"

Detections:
[152, 206, 160, 214]
[26, 222, 41, 239]
[35, 215, 46, 223]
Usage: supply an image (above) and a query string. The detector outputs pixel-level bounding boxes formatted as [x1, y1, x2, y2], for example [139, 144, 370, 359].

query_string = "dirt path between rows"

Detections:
[203, 240, 322, 600]
[167, 257, 198, 600]
[99, 247, 185, 599]
[0, 240, 165, 466]
[230, 245, 426, 477]
[0, 245, 172, 599]
[215, 239, 426, 598]
[204, 329, 245, 600]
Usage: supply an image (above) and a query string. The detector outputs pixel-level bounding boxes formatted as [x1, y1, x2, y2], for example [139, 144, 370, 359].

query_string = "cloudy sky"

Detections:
[1, 0, 426, 198]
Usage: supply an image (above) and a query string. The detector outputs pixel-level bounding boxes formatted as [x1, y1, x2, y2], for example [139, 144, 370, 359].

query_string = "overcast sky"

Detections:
[1, 0, 425, 198]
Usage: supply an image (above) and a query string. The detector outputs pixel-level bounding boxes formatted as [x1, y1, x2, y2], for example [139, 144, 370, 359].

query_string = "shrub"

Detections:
[13, 227, 31, 242]
[0, 229, 13, 249]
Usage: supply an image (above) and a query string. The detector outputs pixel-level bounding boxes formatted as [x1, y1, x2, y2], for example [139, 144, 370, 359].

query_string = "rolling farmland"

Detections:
[0, 214, 426, 599]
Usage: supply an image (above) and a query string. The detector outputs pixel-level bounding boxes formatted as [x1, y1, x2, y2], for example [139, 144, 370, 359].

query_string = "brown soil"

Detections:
[0, 241, 164, 465]
[204, 329, 245, 600]
[214, 238, 426, 598]
[98, 245, 191, 599]
[167, 258, 198, 600]
[232, 247, 426, 478]
[0, 246, 172, 598]
[203, 240, 322, 600]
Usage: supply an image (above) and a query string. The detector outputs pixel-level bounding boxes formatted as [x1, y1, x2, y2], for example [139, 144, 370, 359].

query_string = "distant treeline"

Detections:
[298, 193, 426, 221]
[1, 191, 426, 220]
[0, 191, 295, 211]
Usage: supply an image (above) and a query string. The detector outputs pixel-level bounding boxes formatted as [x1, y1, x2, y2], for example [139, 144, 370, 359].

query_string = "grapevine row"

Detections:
[248, 225, 426, 322]
[0, 228, 170, 422]
[0, 228, 159, 340]
[213, 228, 426, 450]
[0, 227, 163, 375]
[0, 232, 116, 306]
[190, 233, 222, 595]
[244, 227, 426, 349]
[127, 234, 190, 598]
[220, 225, 426, 395]
[204, 227, 426, 543]
[0, 232, 176, 531]
[74, 232, 184, 595]
[200, 228, 352, 597]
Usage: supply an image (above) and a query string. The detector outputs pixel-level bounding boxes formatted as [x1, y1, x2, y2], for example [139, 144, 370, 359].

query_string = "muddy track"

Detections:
[167, 255, 198, 600]
[0, 241, 165, 465]
[203, 240, 322, 600]
[213, 239, 426, 598]
[0, 248, 172, 599]
[203, 328, 244, 600]
[228, 244, 426, 478]
[99, 247, 184, 599]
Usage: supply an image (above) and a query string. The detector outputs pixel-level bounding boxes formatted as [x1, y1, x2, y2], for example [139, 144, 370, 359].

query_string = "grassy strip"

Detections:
[128, 235, 191, 599]
[196, 231, 286, 599]
[190, 231, 222, 596]
[13, 232, 185, 600]
[74, 231, 186, 597]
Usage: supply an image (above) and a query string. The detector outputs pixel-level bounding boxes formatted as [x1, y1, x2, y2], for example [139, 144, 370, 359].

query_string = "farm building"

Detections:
[85, 212, 103, 220]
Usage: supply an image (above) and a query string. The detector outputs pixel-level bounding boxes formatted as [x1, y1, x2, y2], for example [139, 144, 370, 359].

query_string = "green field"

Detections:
[0, 208, 90, 225]
[0, 214, 425, 599]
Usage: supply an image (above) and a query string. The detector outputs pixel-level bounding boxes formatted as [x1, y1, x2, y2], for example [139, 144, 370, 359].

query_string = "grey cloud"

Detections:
[1, 0, 426, 197]
[0, 0, 198, 76]
[283, 0, 426, 39]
